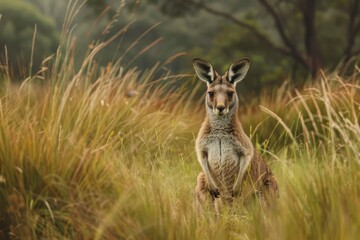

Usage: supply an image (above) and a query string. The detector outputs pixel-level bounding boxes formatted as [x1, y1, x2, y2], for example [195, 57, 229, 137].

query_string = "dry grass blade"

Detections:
[259, 105, 296, 144]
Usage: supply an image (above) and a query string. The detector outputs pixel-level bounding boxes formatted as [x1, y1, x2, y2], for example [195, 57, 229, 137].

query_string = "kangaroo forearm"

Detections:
[233, 155, 252, 193]
[201, 157, 217, 190]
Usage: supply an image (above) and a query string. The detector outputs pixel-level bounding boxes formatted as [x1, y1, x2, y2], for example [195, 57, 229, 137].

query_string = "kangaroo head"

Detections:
[193, 58, 250, 116]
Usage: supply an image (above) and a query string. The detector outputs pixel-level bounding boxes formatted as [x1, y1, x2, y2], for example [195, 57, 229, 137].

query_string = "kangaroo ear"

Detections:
[193, 58, 216, 84]
[227, 58, 250, 84]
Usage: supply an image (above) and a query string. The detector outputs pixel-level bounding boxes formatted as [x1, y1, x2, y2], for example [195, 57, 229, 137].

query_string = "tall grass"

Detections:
[0, 63, 200, 239]
[1, 2, 360, 239]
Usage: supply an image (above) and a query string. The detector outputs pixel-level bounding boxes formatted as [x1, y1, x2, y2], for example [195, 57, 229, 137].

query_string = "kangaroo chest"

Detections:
[204, 134, 242, 173]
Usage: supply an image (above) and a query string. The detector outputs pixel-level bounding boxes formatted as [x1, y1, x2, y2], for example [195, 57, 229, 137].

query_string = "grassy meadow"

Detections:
[1, 9, 360, 240]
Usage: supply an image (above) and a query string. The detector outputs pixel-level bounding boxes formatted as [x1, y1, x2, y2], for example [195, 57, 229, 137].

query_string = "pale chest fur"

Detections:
[197, 131, 246, 190]
[196, 110, 254, 194]
[201, 133, 242, 169]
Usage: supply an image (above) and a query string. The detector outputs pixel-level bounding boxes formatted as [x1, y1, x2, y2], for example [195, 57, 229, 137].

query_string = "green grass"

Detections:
[1, 4, 360, 238]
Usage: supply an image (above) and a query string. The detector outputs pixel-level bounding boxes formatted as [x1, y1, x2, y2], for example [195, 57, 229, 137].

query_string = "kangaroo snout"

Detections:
[217, 105, 225, 112]
[214, 104, 228, 115]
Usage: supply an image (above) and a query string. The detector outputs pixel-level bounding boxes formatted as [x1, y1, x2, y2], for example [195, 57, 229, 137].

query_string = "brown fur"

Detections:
[195, 115, 279, 207]
[193, 58, 278, 213]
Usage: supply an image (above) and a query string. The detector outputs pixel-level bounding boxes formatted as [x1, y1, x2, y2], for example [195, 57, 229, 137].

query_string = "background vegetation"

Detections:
[0, 0, 360, 239]
[1, 0, 360, 91]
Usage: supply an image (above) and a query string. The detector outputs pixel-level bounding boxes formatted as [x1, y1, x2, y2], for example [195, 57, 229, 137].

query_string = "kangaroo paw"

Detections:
[210, 188, 220, 198]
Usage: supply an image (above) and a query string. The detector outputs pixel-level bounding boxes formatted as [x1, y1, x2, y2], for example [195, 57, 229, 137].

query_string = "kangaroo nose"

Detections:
[217, 105, 225, 112]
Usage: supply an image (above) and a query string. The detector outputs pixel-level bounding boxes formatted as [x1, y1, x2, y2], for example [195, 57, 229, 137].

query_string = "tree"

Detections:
[0, 0, 59, 79]
[154, 0, 360, 78]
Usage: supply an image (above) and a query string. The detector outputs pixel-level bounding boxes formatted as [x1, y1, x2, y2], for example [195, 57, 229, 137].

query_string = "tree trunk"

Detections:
[339, 0, 360, 74]
[299, 0, 322, 77]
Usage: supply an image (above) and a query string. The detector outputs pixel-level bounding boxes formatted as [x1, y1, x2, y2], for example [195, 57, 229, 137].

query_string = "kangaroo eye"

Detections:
[227, 92, 234, 98]
[208, 92, 214, 98]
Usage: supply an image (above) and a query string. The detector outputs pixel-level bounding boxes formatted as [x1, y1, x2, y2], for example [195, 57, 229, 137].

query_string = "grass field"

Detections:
[1, 7, 360, 239]
[1, 55, 360, 239]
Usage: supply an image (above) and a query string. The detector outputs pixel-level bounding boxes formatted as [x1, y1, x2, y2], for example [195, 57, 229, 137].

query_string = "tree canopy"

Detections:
[152, 0, 360, 80]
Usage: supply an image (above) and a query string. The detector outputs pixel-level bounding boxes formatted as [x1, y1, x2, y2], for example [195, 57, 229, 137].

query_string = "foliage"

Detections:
[0, 0, 58, 78]
[201, 25, 293, 94]
[153, 0, 360, 81]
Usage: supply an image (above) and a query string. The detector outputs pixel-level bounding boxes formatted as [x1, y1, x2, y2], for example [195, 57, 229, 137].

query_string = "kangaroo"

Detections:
[193, 58, 278, 213]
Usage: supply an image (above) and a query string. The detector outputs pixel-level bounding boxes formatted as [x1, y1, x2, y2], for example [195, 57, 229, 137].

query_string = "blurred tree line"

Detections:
[0, 0, 359, 93]
[151, 0, 360, 89]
